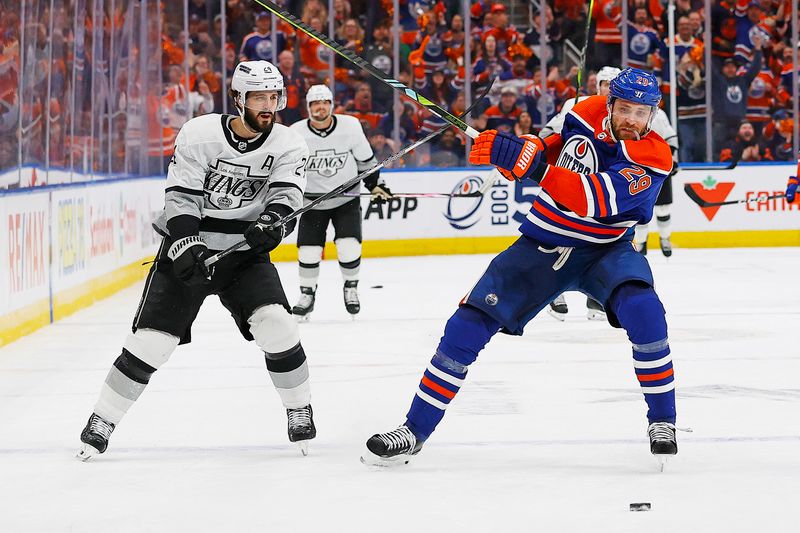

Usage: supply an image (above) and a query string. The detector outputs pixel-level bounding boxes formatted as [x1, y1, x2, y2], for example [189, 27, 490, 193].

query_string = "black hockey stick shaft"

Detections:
[341, 192, 484, 198]
[203, 81, 495, 267]
[574, 0, 596, 104]
[251, 0, 480, 139]
[683, 183, 785, 207]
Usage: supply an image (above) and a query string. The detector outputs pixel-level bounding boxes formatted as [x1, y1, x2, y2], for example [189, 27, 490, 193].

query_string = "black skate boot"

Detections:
[586, 297, 607, 321]
[361, 425, 424, 467]
[77, 413, 115, 461]
[287, 405, 316, 456]
[547, 294, 568, 321]
[292, 287, 315, 321]
[659, 237, 672, 257]
[648, 422, 677, 470]
[343, 280, 360, 316]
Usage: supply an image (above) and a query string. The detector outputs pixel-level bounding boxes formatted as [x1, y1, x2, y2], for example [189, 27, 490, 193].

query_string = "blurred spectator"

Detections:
[343, 82, 387, 126]
[364, 21, 394, 107]
[190, 54, 223, 109]
[719, 120, 773, 161]
[514, 111, 535, 136]
[712, 41, 762, 148]
[590, 0, 622, 72]
[763, 109, 795, 161]
[430, 128, 465, 167]
[239, 11, 288, 63]
[298, 16, 333, 84]
[733, 0, 767, 66]
[189, 78, 215, 117]
[481, 3, 519, 57]
[367, 127, 401, 167]
[473, 34, 511, 88]
[485, 85, 522, 133]
[277, 50, 305, 124]
[625, 7, 660, 70]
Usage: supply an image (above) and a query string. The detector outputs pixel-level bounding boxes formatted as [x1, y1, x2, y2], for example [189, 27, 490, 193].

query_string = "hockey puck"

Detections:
[370, 285, 384, 289]
[629, 503, 651, 512]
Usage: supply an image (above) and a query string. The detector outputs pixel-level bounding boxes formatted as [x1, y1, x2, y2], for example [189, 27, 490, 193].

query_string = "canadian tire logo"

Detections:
[686, 177, 735, 221]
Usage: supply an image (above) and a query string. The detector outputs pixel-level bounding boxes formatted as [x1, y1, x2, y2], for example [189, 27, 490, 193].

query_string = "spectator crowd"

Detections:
[2, 0, 799, 186]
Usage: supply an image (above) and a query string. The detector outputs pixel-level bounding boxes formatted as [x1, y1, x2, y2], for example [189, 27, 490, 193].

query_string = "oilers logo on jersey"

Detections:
[556, 136, 599, 174]
[203, 160, 268, 209]
[306, 149, 349, 177]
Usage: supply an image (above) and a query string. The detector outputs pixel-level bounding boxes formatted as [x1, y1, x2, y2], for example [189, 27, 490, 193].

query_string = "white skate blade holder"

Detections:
[76, 443, 100, 462]
[547, 308, 567, 322]
[359, 450, 412, 468]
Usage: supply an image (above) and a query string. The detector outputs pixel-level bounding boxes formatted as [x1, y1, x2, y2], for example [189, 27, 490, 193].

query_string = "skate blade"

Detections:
[546, 308, 567, 322]
[76, 443, 100, 462]
[295, 314, 311, 323]
[360, 450, 411, 468]
[297, 441, 309, 456]
[654, 454, 669, 472]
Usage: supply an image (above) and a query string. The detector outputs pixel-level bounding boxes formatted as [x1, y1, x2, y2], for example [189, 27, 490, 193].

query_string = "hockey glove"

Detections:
[168, 236, 213, 286]
[468, 130, 544, 181]
[244, 211, 285, 253]
[370, 184, 393, 205]
[786, 176, 798, 203]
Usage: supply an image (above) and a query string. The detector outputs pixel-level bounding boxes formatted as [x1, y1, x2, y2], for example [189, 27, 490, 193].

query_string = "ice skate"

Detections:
[648, 422, 677, 471]
[586, 297, 607, 321]
[292, 287, 315, 322]
[343, 280, 360, 317]
[635, 240, 648, 255]
[287, 405, 316, 456]
[659, 237, 672, 258]
[76, 413, 115, 461]
[547, 294, 568, 321]
[361, 425, 424, 467]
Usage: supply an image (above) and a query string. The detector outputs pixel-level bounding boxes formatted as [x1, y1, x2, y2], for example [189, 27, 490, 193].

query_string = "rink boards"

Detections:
[1, 163, 798, 346]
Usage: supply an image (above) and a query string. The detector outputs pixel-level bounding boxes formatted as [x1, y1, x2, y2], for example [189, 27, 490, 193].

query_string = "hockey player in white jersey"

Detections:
[541, 66, 679, 320]
[289, 84, 392, 320]
[633, 108, 679, 257]
[77, 60, 316, 460]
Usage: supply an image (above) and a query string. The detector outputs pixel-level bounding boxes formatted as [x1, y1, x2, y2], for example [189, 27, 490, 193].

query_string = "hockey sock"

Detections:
[94, 329, 178, 424]
[405, 306, 500, 440]
[95, 349, 157, 425]
[654, 205, 671, 239]
[610, 282, 676, 424]
[335, 238, 361, 281]
[298, 245, 323, 289]
[265, 344, 311, 409]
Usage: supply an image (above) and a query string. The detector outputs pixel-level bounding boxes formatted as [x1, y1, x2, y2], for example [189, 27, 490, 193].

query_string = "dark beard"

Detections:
[243, 108, 274, 134]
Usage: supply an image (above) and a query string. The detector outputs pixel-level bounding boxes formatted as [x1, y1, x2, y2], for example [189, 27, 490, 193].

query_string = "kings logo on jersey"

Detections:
[203, 160, 268, 209]
[306, 148, 348, 178]
[556, 136, 598, 174]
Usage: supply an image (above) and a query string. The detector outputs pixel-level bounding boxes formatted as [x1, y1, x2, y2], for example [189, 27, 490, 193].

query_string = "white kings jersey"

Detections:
[542, 97, 679, 156]
[153, 113, 309, 251]
[289, 114, 379, 210]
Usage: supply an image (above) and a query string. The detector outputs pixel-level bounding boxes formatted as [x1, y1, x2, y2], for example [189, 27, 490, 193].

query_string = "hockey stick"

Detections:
[341, 191, 486, 198]
[683, 183, 785, 207]
[680, 157, 740, 171]
[574, 0, 596, 104]
[249, 0, 480, 138]
[203, 82, 495, 267]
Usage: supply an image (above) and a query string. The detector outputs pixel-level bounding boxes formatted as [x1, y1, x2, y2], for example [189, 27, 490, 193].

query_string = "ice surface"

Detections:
[1, 248, 798, 532]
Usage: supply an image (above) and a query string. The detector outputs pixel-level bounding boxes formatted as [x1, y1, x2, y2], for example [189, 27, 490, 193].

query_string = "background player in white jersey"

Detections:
[289, 84, 392, 320]
[77, 61, 316, 460]
[542, 66, 679, 320]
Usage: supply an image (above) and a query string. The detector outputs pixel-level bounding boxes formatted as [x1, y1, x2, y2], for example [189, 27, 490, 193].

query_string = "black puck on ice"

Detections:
[370, 285, 383, 289]
[630, 503, 651, 512]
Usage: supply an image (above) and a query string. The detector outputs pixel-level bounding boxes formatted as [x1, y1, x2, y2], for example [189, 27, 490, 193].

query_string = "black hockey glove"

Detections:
[168, 236, 213, 286]
[370, 184, 393, 205]
[244, 211, 286, 253]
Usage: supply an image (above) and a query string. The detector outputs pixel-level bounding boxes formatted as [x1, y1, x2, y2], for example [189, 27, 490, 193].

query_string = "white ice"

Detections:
[1, 248, 799, 533]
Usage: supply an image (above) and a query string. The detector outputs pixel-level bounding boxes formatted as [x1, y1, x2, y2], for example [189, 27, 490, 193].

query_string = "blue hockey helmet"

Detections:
[608, 68, 661, 107]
